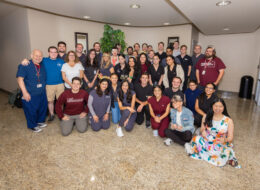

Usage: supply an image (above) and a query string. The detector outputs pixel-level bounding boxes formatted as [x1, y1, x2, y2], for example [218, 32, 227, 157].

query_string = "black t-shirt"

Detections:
[177, 55, 192, 77]
[79, 54, 86, 65]
[114, 64, 128, 81]
[155, 52, 167, 63]
[148, 64, 165, 84]
[134, 83, 153, 102]
[198, 94, 217, 113]
[163, 88, 184, 100]
[167, 65, 177, 88]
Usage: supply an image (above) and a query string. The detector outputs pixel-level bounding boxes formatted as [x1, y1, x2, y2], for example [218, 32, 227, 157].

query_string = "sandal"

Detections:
[228, 158, 238, 167]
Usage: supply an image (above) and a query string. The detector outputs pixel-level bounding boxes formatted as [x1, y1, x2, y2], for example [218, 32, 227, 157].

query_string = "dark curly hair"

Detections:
[118, 80, 132, 104]
[84, 48, 98, 68]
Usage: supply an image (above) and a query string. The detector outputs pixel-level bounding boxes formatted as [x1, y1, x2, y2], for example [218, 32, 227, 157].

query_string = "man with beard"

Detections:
[93, 42, 102, 65]
[57, 41, 67, 61]
[75, 43, 86, 64]
[196, 46, 226, 90]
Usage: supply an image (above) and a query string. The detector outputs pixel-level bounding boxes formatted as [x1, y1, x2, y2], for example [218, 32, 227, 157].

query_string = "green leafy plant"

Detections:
[100, 24, 126, 53]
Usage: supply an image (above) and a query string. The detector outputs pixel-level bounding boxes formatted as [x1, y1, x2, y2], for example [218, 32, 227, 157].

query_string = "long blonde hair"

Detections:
[101, 52, 112, 69]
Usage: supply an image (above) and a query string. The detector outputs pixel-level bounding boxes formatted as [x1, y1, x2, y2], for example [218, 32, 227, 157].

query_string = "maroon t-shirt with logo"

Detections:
[148, 95, 170, 116]
[195, 57, 226, 86]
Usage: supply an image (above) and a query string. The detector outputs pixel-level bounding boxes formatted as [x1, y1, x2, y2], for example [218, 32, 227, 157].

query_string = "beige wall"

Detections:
[198, 31, 259, 93]
[0, 7, 31, 92]
[27, 9, 192, 56]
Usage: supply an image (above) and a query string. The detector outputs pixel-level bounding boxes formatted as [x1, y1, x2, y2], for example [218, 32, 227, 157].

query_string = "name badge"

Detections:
[202, 70, 206, 75]
[94, 70, 97, 74]
[37, 84, 42, 88]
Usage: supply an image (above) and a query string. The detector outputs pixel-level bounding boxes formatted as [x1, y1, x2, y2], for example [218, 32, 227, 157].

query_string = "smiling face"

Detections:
[112, 49, 118, 56]
[68, 52, 76, 62]
[94, 43, 100, 52]
[172, 78, 181, 89]
[76, 44, 83, 54]
[194, 45, 202, 55]
[121, 81, 129, 93]
[205, 83, 215, 96]
[100, 81, 108, 92]
[153, 55, 160, 65]
[189, 82, 197, 91]
[31, 50, 43, 64]
[89, 50, 96, 60]
[172, 100, 183, 110]
[140, 54, 146, 64]
[140, 74, 149, 85]
[153, 87, 162, 98]
[128, 58, 135, 67]
[166, 56, 174, 66]
[102, 53, 110, 62]
[119, 55, 125, 64]
[180, 46, 187, 55]
[205, 48, 214, 59]
[48, 48, 58, 59]
[71, 79, 81, 92]
[110, 74, 118, 85]
[58, 44, 66, 53]
[212, 101, 224, 115]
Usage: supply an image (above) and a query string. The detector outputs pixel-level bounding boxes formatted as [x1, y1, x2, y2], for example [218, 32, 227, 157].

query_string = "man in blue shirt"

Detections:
[17, 50, 48, 132]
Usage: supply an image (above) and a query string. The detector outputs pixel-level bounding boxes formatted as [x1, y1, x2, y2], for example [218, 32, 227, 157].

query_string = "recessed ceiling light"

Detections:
[83, 16, 90, 19]
[216, 1, 231, 7]
[130, 4, 141, 9]
[223, 27, 230, 31]
[163, 22, 170, 25]
[124, 22, 131, 25]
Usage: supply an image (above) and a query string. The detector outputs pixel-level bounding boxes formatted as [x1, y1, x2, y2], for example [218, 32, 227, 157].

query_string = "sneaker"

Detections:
[48, 115, 55, 122]
[164, 138, 173, 146]
[116, 127, 124, 137]
[31, 126, 42, 133]
[185, 143, 193, 155]
[37, 123, 47, 128]
[153, 129, 158, 137]
[145, 120, 151, 128]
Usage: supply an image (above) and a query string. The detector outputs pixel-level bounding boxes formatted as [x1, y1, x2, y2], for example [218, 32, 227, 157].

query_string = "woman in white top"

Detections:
[61, 50, 84, 89]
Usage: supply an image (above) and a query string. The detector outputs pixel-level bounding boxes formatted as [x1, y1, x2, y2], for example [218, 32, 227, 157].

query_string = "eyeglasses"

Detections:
[205, 87, 214, 90]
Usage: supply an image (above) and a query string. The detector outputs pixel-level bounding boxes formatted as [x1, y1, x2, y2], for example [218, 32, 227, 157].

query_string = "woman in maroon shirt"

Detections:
[148, 85, 171, 137]
[55, 77, 89, 136]
[138, 52, 151, 74]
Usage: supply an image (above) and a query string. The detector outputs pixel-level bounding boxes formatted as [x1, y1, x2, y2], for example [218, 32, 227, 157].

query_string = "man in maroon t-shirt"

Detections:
[196, 46, 226, 88]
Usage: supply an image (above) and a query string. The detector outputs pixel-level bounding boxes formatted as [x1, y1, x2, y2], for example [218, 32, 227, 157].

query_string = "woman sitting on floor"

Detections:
[164, 95, 194, 146]
[185, 97, 239, 167]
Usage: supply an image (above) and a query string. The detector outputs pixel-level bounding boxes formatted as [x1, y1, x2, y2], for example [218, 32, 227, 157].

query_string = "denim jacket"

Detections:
[170, 106, 195, 133]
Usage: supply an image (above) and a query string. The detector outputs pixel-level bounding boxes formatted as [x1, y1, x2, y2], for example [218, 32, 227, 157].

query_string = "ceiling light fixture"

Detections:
[130, 4, 141, 9]
[163, 22, 170, 25]
[83, 16, 90, 19]
[124, 22, 131, 25]
[223, 27, 230, 31]
[216, 0, 231, 7]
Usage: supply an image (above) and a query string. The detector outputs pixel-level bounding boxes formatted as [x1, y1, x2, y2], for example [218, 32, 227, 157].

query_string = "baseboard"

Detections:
[0, 88, 12, 95]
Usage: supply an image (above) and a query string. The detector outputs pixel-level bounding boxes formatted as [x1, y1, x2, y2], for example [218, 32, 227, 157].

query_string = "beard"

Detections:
[205, 54, 213, 59]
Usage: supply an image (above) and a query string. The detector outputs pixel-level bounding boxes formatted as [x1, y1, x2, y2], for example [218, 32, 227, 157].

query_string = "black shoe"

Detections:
[145, 120, 151, 128]
[48, 115, 55, 122]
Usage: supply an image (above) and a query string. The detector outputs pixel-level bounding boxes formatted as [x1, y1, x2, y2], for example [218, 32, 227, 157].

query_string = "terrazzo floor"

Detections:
[0, 91, 259, 190]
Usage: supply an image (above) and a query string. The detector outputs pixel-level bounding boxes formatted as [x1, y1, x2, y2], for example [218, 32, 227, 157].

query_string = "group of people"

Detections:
[16, 40, 238, 167]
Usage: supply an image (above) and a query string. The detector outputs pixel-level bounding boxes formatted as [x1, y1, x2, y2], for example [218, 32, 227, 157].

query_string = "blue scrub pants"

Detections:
[22, 93, 48, 129]
[111, 102, 121, 124]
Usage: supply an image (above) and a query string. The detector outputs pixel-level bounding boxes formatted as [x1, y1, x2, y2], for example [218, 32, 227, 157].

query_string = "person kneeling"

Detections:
[164, 95, 194, 146]
[116, 80, 137, 137]
[88, 78, 111, 131]
[55, 77, 89, 136]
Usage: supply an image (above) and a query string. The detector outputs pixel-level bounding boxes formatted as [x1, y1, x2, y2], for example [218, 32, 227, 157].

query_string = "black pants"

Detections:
[164, 129, 192, 146]
[194, 113, 203, 127]
[135, 104, 150, 125]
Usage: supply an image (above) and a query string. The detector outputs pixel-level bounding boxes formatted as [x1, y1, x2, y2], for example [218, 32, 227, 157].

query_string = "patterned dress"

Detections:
[189, 116, 236, 167]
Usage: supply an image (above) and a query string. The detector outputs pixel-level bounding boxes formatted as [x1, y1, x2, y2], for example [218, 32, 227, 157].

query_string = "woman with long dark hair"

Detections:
[110, 73, 121, 124]
[126, 57, 141, 88]
[88, 78, 111, 131]
[194, 83, 217, 127]
[185, 97, 238, 167]
[116, 80, 137, 137]
[83, 49, 99, 92]
[138, 52, 151, 74]
[148, 85, 171, 137]
[114, 54, 128, 82]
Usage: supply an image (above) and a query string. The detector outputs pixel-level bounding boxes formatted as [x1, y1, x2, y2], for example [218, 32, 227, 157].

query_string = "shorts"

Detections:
[46, 84, 64, 101]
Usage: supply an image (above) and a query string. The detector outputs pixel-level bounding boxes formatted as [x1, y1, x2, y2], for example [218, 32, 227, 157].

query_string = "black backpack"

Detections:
[8, 89, 23, 108]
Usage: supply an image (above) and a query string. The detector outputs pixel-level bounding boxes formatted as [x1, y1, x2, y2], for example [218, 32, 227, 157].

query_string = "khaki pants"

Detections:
[46, 84, 64, 101]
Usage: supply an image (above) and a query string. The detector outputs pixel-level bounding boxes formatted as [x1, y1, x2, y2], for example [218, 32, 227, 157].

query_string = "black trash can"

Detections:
[239, 76, 254, 99]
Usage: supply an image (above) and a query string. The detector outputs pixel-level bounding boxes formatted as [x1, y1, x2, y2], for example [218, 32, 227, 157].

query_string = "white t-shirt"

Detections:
[61, 62, 84, 88]
[176, 111, 182, 127]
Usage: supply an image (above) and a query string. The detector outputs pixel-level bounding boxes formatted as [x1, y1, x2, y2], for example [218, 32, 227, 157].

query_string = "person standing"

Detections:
[55, 77, 89, 136]
[133, 43, 140, 54]
[135, 73, 153, 128]
[191, 45, 204, 81]
[138, 52, 151, 74]
[177, 45, 192, 92]
[172, 41, 181, 57]
[110, 73, 121, 124]
[76, 43, 86, 65]
[111, 47, 119, 67]
[196, 46, 226, 90]
[16, 50, 47, 132]
[114, 54, 128, 82]
[155, 42, 167, 63]
[93, 42, 102, 65]
[148, 54, 164, 86]
[57, 41, 67, 61]
[125, 46, 133, 63]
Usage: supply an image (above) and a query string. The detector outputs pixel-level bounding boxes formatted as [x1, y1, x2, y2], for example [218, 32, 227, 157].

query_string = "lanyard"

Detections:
[204, 59, 211, 70]
[34, 64, 41, 82]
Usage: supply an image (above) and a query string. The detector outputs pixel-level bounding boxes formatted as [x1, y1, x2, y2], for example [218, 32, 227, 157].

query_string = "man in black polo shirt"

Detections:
[155, 42, 167, 64]
[57, 41, 67, 61]
[177, 45, 192, 92]
[75, 43, 86, 64]
[93, 42, 102, 65]
[134, 73, 153, 128]
[164, 76, 184, 101]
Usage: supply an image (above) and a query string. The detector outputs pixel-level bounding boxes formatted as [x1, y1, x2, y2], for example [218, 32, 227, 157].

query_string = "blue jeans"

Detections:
[111, 102, 121, 124]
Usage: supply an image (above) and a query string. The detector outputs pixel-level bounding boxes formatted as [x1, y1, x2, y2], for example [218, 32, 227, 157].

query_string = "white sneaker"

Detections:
[153, 129, 158, 137]
[38, 123, 47, 128]
[185, 143, 193, 155]
[164, 138, 173, 146]
[116, 127, 124, 137]
[31, 126, 42, 133]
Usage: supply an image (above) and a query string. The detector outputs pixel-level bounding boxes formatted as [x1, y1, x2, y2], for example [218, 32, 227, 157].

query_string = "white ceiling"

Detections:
[2, 0, 260, 35]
